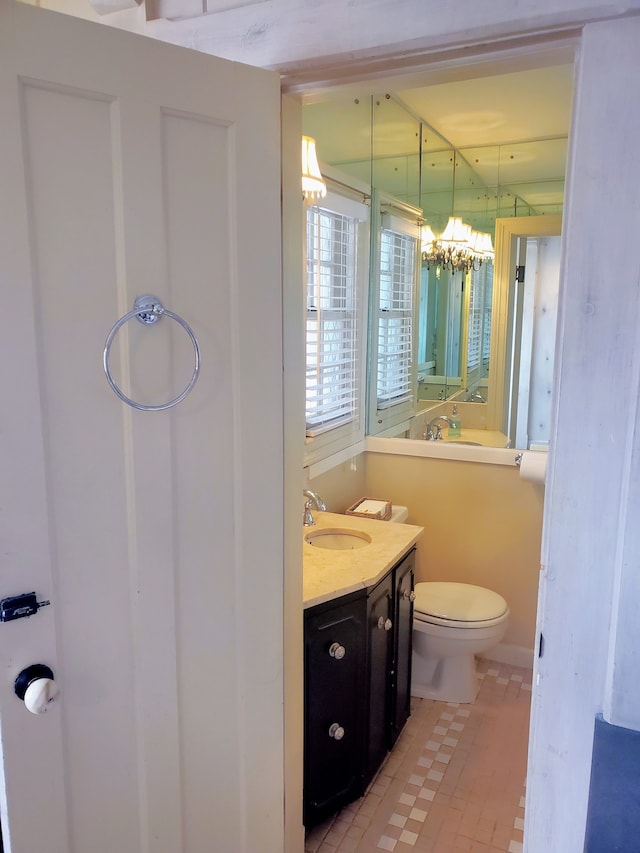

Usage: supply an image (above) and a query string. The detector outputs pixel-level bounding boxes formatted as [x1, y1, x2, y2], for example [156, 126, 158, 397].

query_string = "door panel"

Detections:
[22, 77, 144, 851]
[0, 3, 283, 851]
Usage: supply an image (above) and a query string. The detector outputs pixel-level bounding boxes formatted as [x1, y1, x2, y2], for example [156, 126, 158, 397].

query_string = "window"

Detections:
[304, 190, 369, 465]
[369, 204, 421, 434]
[482, 264, 493, 371]
[376, 228, 416, 408]
[467, 268, 482, 372]
[466, 261, 493, 384]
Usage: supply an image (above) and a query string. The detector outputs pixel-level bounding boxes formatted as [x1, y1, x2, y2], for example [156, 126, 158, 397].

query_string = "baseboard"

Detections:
[478, 642, 534, 669]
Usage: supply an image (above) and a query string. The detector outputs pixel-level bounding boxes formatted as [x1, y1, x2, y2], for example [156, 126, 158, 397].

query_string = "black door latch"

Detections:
[0, 592, 51, 623]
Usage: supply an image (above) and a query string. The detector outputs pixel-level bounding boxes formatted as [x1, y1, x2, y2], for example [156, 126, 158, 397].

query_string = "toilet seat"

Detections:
[414, 582, 509, 629]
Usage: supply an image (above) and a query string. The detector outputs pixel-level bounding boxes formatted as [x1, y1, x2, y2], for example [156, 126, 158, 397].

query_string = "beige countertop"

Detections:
[303, 511, 424, 609]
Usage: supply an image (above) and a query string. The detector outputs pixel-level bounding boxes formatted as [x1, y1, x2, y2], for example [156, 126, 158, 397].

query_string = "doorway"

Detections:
[304, 51, 572, 844]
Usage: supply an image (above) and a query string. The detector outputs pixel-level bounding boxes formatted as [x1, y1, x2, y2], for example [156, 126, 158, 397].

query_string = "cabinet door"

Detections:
[365, 572, 394, 786]
[304, 593, 367, 827]
[392, 549, 415, 744]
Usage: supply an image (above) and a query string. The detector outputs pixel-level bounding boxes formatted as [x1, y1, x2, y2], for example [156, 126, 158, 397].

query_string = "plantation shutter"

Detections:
[467, 268, 483, 372]
[482, 263, 493, 369]
[467, 262, 493, 374]
[306, 196, 365, 435]
[376, 220, 418, 409]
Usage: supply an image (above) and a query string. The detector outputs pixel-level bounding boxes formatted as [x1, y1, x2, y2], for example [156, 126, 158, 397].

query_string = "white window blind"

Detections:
[467, 268, 482, 372]
[482, 263, 493, 369]
[467, 262, 493, 372]
[376, 227, 417, 409]
[305, 205, 359, 435]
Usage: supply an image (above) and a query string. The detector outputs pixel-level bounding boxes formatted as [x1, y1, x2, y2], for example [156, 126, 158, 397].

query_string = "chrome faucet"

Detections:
[303, 488, 327, 526]
[425, 415, 454, 441]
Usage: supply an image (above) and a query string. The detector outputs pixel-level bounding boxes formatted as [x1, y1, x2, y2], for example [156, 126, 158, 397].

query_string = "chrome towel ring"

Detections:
[103, 294, 201, 412]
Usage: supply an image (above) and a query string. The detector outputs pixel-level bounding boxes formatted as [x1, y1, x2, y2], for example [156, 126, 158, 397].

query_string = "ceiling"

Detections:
[396, 63, 573, 149]
[302, 61, 574, 230]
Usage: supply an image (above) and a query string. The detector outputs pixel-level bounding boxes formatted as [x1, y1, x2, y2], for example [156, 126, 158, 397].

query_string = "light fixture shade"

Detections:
[468, 230, 479, 250]
[477, 232, 494, 257]
[440, 216, 472, 246]
[301, 136, 327, 201]
[421, 225, 437, 251]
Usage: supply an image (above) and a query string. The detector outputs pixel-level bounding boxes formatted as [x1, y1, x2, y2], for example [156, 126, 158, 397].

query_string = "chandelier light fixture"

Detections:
[421, 217, 494, 272]
[301, 136, 327, 202]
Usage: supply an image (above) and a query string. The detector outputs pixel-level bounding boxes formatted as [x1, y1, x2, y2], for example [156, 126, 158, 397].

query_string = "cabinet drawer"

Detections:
[304, 592, 367, 827]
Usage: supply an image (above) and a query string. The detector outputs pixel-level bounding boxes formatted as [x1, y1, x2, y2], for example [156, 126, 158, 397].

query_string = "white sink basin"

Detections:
[305, 527, 372, 550]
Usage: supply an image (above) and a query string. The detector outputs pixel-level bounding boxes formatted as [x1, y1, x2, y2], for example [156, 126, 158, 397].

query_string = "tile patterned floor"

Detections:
[305, 659, 532, 853]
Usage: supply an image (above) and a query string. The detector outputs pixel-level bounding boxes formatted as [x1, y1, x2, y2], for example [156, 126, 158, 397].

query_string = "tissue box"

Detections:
[345, 497, 392, 521]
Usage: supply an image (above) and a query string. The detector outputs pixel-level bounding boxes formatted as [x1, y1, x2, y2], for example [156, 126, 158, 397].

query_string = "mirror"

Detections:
[302, 64, 571, 449]
[417, 265, 466, 402]
[489, 214, 562, 449]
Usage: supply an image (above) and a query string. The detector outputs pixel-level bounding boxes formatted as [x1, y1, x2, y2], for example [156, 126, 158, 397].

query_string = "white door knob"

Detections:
[328, 723, 345, 740]
[15, 664, 60, 715]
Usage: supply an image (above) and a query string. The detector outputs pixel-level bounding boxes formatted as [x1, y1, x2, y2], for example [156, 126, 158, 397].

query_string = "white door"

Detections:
[0, 3, 284, 852]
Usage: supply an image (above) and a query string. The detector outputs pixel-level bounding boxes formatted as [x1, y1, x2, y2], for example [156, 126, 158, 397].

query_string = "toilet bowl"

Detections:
[411, 581, 509, 703]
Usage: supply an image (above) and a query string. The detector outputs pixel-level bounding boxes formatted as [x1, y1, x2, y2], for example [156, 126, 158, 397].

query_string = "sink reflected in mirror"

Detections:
[441, 440, 482, 446]
[305, 528, 372, 550]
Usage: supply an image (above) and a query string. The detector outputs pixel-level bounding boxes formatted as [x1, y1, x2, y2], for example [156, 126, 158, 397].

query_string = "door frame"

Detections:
[489, 214, 563, 438]
[280, 30, 578, 853]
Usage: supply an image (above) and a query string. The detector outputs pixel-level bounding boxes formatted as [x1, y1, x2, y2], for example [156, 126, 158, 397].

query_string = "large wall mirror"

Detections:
[303, 60, 573, 450]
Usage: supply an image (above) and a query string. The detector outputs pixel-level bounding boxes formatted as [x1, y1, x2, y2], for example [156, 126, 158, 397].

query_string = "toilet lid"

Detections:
[414, 582, 508, 626]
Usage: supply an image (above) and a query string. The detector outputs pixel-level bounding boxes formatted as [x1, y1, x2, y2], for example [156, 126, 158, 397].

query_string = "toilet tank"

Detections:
[390, 505, 409, 523]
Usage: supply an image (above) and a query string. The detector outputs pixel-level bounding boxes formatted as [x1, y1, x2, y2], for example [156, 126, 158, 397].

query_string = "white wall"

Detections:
[138, 0, 640, 81]
[526, 15, 640, 850]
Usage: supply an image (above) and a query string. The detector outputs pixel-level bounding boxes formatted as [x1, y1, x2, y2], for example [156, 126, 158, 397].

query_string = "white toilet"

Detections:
[411, 581, 509, 703]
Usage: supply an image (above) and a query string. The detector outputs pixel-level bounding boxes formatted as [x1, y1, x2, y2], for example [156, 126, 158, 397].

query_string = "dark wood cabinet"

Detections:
[392, 550, 415, 743]
[303, 590, 367, 828]
[304, 549, 415, 827]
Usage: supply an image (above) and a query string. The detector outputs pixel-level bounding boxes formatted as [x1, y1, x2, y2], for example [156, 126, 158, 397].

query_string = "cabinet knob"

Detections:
[329, 642, 346, 660]
[328, 723, 345, 740]
[377, 616, 393, 631]
[403, 590, 416, 602]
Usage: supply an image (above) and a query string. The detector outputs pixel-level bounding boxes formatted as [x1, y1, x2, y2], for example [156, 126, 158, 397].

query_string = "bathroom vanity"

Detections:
[302, 513, 423, 827]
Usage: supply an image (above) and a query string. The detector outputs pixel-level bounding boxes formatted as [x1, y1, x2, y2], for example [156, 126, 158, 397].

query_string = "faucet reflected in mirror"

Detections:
[424, 415, 454, 441]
